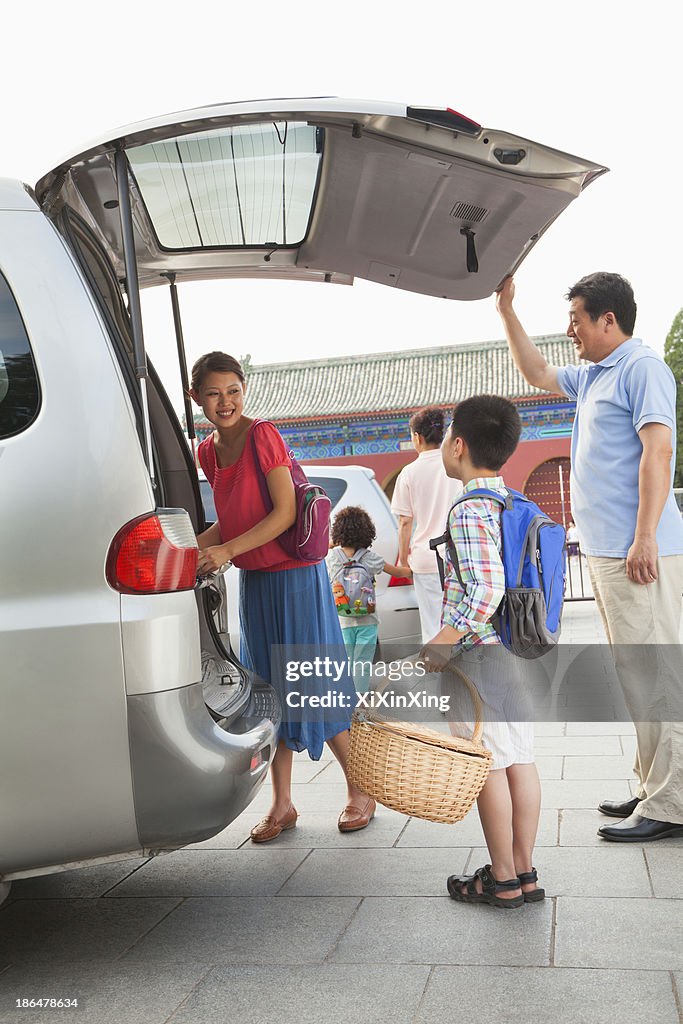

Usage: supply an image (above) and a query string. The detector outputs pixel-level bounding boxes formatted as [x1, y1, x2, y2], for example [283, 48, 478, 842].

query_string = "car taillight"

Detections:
[406, 105, 481, 135]
[388, 574, 412, 588]
[106, 509, 198, 594]
[389, 551, 412, 588]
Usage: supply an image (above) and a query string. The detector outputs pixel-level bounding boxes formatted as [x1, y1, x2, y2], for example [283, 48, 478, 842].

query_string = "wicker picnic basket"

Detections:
[347, 665, 492, 824]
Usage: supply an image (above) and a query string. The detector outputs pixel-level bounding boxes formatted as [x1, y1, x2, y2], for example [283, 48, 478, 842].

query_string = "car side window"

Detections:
[0, 271, 40, 439]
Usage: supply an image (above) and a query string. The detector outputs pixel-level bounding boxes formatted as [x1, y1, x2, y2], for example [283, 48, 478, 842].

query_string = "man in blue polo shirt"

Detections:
[496, 272, 683, 842]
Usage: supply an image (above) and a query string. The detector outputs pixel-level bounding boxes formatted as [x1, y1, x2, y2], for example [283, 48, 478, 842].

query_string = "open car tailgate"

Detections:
[35, 97, 607, 300]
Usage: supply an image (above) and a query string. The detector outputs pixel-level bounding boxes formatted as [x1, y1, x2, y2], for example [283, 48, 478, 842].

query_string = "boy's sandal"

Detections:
[518, 868, 546, 902]
[447, 864, 524, 909]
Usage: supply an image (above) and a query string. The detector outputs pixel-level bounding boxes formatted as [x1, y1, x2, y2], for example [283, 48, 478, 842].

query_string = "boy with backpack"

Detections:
[327, 506, 412, 692]
[422, 394, 553, 910]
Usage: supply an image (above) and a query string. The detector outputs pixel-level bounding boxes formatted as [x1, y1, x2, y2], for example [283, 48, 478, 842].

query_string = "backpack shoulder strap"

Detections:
[451, 487, 512, 510]
[329, 548, 349, 581]
[251, 417, 301, 480]
[342, 550, 373, 579]
[249, 420, 273, 509]
[432, 488, 511, 586]
[197, 434, 215, 485]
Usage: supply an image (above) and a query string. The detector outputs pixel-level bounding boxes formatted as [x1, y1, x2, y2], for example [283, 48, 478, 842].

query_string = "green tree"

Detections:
[664, 308, 683, 486]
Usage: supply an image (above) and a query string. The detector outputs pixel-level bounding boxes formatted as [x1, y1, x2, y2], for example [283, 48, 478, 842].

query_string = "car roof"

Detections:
[34, 97, 607, 301]
[304, 465, 376, 480]
[0, 178, 39, 212]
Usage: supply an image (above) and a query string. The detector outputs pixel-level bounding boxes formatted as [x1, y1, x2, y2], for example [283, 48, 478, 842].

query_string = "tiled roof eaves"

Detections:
[233, 335, 579, 420]
[246, 334, 571, 373]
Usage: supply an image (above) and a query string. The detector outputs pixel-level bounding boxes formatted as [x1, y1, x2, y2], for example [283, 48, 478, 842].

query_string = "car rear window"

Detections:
[127, 121, 323, 250]
[0, 271, 40, 439]
[306, 475, 348, 510]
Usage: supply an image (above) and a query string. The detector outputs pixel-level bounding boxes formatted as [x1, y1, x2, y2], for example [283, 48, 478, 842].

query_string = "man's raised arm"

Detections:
[495, 277, 561, 394]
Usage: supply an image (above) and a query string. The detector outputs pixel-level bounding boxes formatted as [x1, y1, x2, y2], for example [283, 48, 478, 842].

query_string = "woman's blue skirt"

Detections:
[239, 560, 356, 760]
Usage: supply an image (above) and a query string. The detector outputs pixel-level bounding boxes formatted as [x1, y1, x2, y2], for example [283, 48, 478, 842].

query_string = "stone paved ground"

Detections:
[1, 601, 681, 1024]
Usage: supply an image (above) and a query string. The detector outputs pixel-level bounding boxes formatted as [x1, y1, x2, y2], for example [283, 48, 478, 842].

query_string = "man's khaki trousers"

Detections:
[587, 554, 683, 823]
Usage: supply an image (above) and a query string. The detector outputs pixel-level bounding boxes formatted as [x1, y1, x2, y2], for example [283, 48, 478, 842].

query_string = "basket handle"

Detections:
[373, 657, 485, 745]
[441, 662, 485, 745]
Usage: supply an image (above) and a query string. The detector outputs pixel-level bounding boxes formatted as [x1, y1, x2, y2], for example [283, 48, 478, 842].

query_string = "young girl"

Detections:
[192, 351, 375, 839]
[327, 506, 412, 691]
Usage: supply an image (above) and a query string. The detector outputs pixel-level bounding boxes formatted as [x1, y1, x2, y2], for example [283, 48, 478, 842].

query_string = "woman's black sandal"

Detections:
[518, 868, 545, 902]
[447, 864, 524, 909]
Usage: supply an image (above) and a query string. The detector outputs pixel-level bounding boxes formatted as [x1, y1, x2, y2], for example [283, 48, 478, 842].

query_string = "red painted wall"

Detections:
[501, 437, 572, 491]
[302, 437, 571, 494]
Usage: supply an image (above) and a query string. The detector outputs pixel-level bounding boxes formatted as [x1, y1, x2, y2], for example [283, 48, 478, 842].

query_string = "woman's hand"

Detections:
[197, 543, 232, 575]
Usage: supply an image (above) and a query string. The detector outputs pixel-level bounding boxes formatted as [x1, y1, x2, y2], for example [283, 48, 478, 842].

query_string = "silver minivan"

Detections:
[0, 97, 606, 901]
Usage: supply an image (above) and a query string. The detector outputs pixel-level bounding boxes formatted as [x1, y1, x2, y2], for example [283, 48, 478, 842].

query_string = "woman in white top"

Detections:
[391, 407, 462, 643]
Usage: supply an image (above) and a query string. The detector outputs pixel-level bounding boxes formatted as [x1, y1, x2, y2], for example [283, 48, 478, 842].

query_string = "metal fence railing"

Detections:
[565, 545, 593, 601]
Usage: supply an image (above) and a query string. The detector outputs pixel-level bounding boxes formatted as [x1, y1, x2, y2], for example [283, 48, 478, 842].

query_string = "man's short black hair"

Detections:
[450, 394, 521, 471]
[566, 272, 637, 336]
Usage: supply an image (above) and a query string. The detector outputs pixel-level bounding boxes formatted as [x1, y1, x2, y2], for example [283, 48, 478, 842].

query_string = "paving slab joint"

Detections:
[115, 897, 185, 959]
[274, 848, 315, 896]
[393, 815, 413, 848]
[549, 896, 558, 967]
[162, 966, 214, 1024]
[463, 848, 476, 874]
[642, 848, 657, 898]
[669, 971, 683, 1024]
[308, 762, 334, 783]
[411, 965, 436, 1024]
[101, 857, 154, 898]
[322, 897, 365, 962]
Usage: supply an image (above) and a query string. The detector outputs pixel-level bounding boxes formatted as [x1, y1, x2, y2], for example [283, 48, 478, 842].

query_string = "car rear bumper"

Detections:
[127, 678, 279, 849]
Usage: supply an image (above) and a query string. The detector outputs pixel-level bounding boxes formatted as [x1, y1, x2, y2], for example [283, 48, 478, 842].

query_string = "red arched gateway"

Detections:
[524, 457, 571, 526]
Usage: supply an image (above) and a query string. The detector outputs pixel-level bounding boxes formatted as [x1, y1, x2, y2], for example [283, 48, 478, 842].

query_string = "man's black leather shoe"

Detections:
[597, 797, 641, 818]
[598, 812, 683, 842]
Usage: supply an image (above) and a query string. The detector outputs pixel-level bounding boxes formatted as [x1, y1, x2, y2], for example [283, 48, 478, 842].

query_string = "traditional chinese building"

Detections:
[195, 334, 580, 523]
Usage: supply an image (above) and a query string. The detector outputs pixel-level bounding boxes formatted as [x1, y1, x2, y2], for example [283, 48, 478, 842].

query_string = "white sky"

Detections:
[3, 1, 680, 417]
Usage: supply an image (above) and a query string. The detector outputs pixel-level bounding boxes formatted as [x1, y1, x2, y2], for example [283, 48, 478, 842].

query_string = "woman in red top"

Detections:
[192, 352, 375, 842]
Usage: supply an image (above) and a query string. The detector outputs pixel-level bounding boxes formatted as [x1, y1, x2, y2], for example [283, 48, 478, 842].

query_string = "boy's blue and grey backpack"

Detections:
[430, 488, 566, 659]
